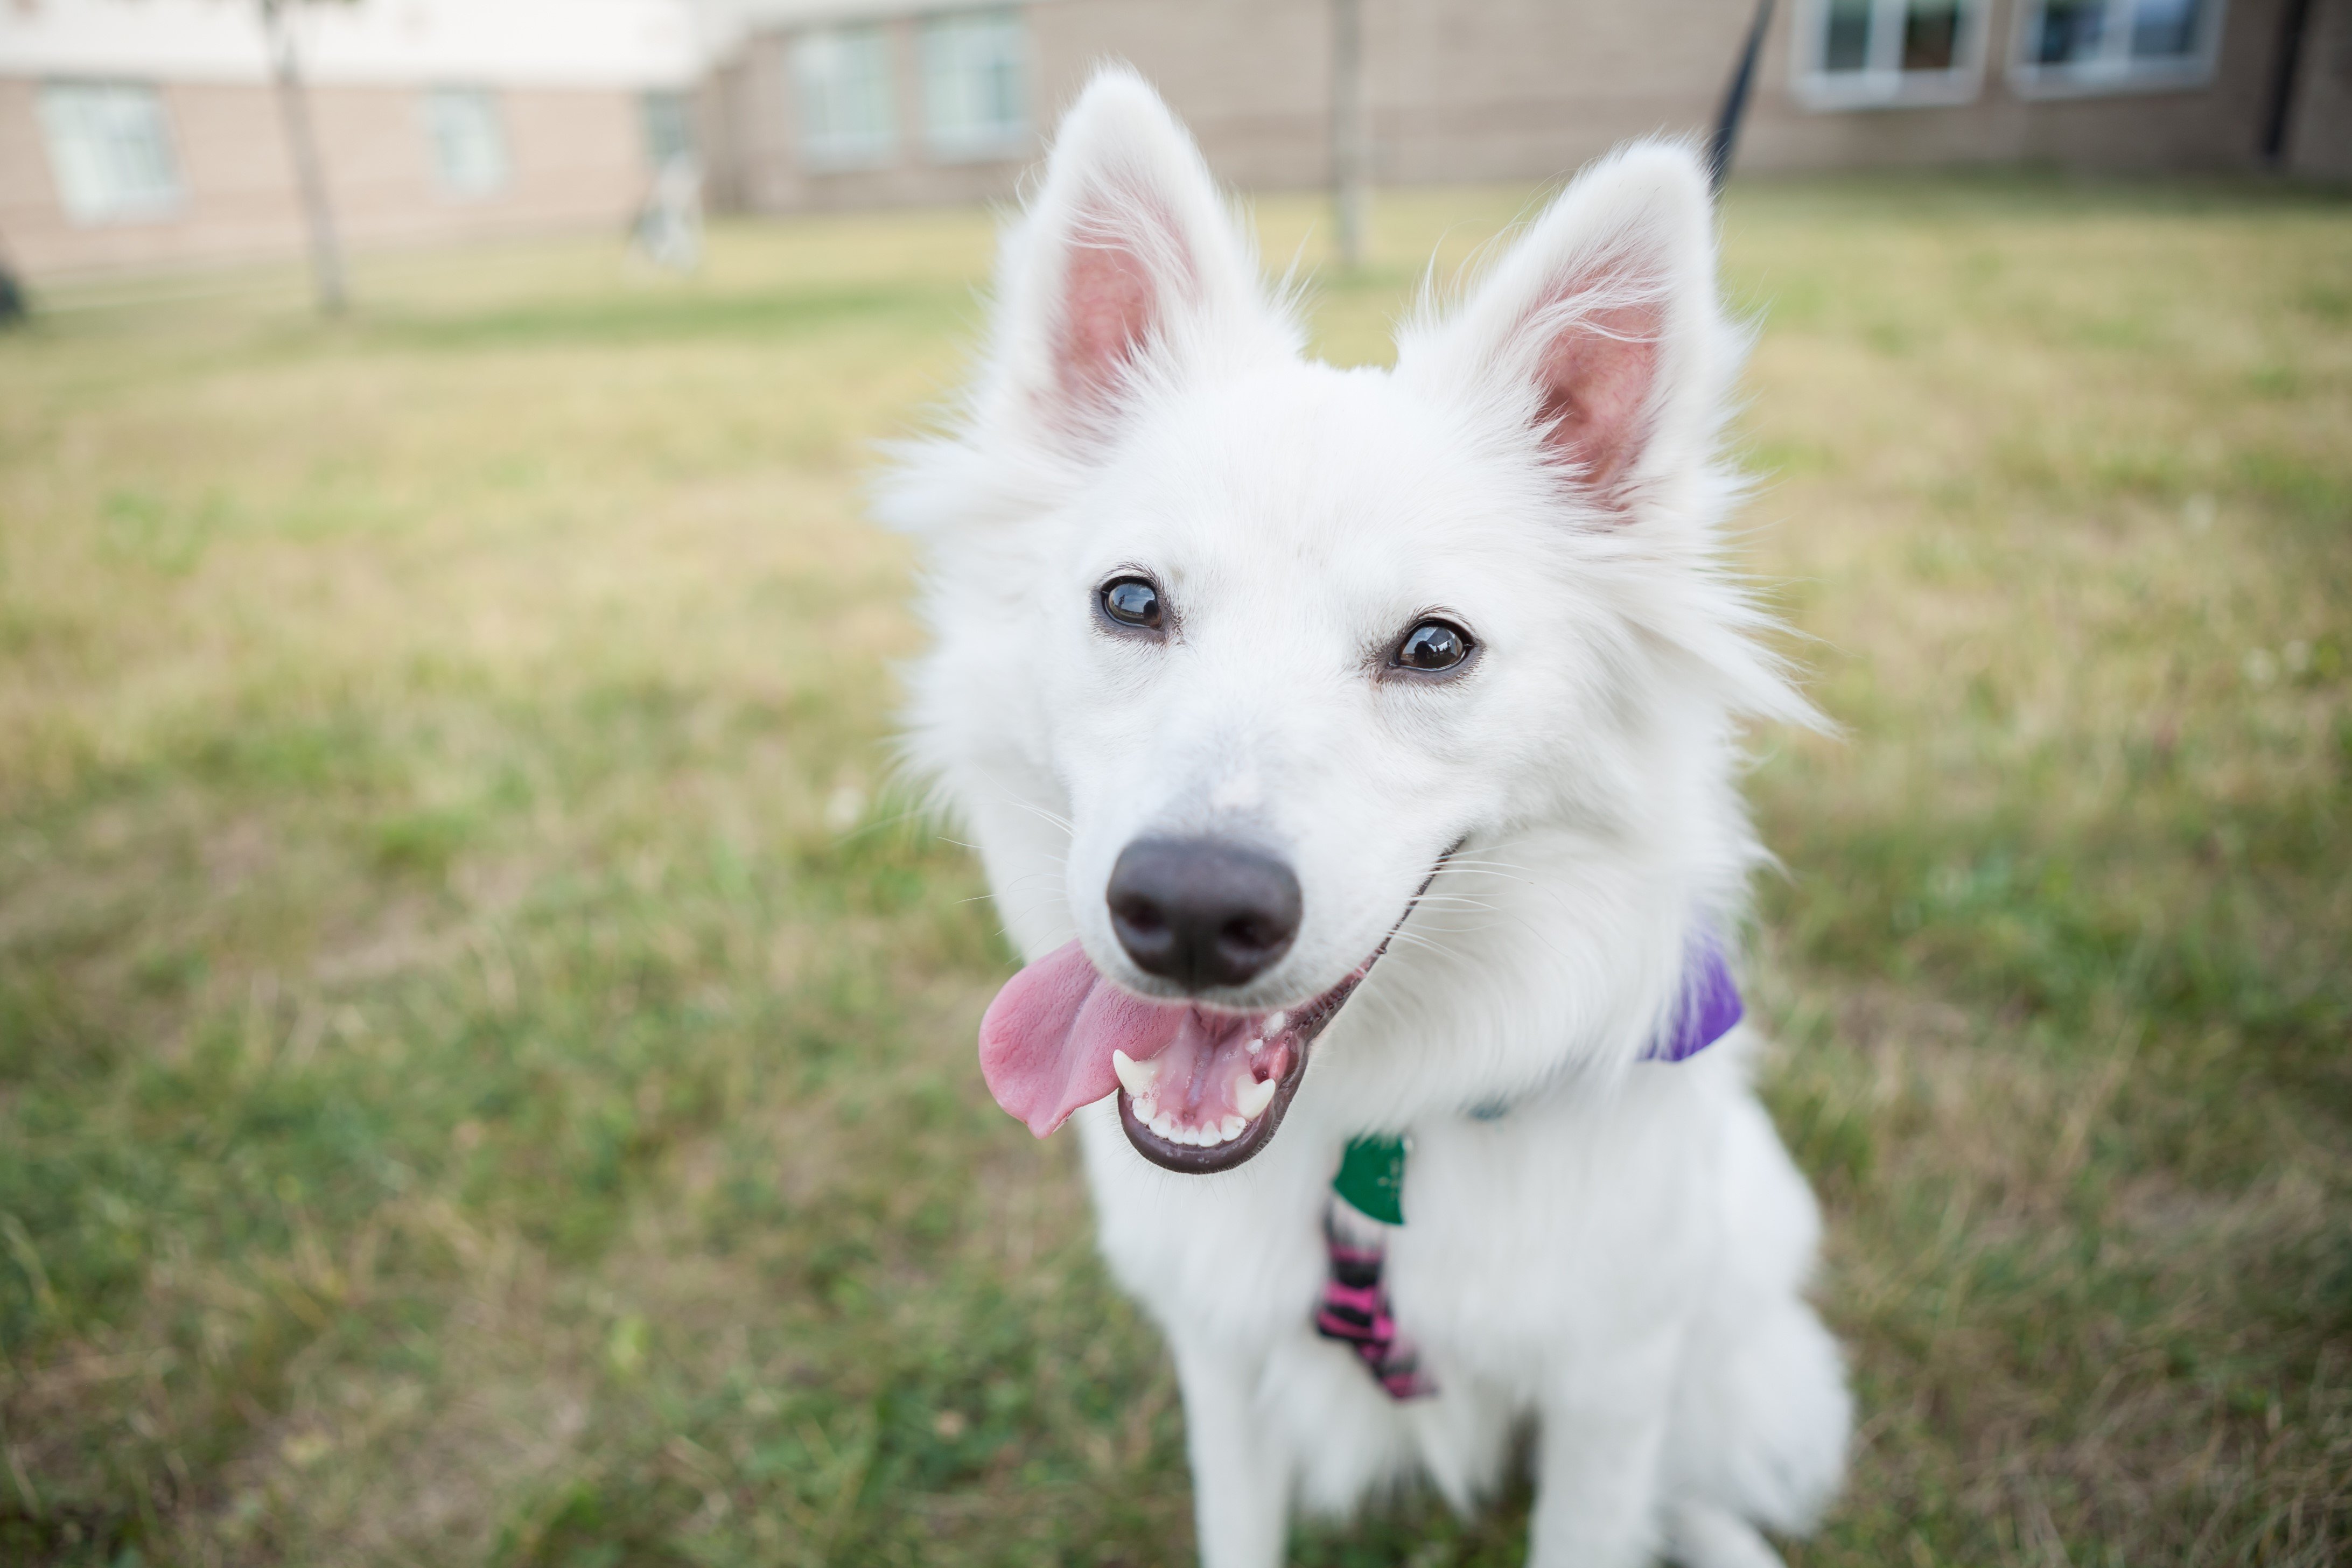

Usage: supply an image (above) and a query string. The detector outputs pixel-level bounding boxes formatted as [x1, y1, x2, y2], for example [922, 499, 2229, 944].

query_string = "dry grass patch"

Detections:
[0, 176, 2346, 1565]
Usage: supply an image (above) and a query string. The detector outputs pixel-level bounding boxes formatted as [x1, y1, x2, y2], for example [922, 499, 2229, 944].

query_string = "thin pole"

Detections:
[1331, 0, 1368, 269]
[1709, 0, 1777, 194]
[262, 0, 347, 314]
[2260, 0, 2314, 166]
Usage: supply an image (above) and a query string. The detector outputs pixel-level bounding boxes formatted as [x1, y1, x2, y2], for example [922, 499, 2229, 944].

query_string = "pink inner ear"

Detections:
[1532, 296, 1662, 494]
[1056, 235, 1158, 405]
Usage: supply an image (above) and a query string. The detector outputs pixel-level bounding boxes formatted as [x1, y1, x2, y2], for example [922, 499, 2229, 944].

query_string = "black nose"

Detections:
[1107, 837, 1303, 990]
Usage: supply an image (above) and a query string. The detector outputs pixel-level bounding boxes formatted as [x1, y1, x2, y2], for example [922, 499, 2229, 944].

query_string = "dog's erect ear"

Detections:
[1402, 142, 1723, 509]
[984, 69, 1282, 444]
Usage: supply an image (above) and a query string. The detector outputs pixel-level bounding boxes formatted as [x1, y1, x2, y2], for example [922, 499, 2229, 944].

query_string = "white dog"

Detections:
[884, 69, 1850, 1568]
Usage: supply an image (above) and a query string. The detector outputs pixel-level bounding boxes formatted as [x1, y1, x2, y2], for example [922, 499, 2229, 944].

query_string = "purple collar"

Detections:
[1642, 936, 1744, 1063]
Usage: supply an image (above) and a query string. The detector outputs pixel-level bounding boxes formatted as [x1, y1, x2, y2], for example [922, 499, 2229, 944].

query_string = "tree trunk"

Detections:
[1331, 0, 1369, 270]
[262, 0, 347, 314]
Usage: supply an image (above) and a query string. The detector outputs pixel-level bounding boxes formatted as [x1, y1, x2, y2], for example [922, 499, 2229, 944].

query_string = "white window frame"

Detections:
[2008, 0, 2227, 97]
[794, 25, 900, 172]
[919, 9, 1029, 163]
[1791, 0, 1989, 109]
[422, 86, 511, 199]
[37, 80, 184, 225]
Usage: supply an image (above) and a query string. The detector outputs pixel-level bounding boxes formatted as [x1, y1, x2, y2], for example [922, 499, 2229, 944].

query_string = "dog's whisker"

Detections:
[995, 794, 1077, 836]
[1384, 927, 1466, 955]
[1402, 916, 1502, 934]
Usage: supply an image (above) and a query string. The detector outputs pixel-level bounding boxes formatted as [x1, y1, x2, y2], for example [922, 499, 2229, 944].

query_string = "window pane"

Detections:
[1902, 0, 1963, 70]
[425, 88, 509, 196]
[796, 27, 897, 168]
[38, 82, 183, 223]
[2130, 0, 2201, 57]
[1823, 0, 1874, 71]
[2034, 0, 2106, 64]
[921, 11, 1027, 159]
[642, 90, 695, 168]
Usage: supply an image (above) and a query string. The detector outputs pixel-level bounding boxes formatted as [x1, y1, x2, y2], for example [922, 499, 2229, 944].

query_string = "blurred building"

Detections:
[702, 0, 2350, 215]
[0, 0, 698, 279]
[2, 0, 2345, 282]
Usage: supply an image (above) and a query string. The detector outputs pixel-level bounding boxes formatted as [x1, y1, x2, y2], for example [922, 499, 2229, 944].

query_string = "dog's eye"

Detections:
[1100, 577, 1164, 631]
[1395, 619, 1473, 674]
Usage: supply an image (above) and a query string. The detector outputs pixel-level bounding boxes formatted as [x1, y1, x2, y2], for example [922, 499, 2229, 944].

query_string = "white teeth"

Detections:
[1140, 1109, 1257, 1148]
[1264, 1011, 1288, 1035]
[1235, 1075, 1277, 1119]
[1245, 1037, 1263, 1055]
[1133, 1058, 1283, 1146]
[1112, 1048, 1159, 1098]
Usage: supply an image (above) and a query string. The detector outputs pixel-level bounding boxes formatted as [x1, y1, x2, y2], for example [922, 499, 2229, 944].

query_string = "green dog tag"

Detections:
[1332, 1133, 1408, 1226]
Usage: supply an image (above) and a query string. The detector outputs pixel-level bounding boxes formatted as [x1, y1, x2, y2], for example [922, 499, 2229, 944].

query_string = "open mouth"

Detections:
[1110, 963, 1368, 1173]
[976, 853, 1447, 1175]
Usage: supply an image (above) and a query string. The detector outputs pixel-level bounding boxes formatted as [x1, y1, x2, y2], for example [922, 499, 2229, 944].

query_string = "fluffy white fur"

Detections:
[881, 69, 1850, 1568]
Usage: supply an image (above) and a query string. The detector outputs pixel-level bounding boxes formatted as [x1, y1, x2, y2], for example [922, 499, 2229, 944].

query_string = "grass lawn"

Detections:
[1, 173, 2346, 1567]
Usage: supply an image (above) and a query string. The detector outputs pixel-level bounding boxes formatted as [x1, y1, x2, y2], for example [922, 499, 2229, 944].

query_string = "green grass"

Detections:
[0, 174, 2346, 1566]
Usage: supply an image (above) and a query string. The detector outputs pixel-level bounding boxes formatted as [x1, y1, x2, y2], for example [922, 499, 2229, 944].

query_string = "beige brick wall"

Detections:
[1742, 0, 2299, 174]
[0, 79, 307, 276]
[8, 0, 2335, 280]
[0, 79, 661, 281]
[709, 0, 2337, 218]
[1363, 0, 1735, 185]
[710, 18, 1033, 214]
[1039, 0, 1334, 188]
[713, 0, 1338, 216]
[0, 80, 75, 274]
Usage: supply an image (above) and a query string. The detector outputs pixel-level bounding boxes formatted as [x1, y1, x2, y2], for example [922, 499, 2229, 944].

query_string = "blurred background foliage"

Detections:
[0, 175, 2346, 1565]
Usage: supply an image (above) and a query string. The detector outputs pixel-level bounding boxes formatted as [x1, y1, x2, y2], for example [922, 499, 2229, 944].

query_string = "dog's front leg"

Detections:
[1168, 1335, 1287, 1568]
[1525, 1332, 1680, 1568]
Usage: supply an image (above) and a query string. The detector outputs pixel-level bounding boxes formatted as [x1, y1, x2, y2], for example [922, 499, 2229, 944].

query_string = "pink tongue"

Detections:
[978, 939, 1189, 1137]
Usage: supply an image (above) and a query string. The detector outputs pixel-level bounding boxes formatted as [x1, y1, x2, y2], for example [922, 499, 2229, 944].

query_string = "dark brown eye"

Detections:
[1100, 577, 1163, 630]
[1395, 620, 1473, 673]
